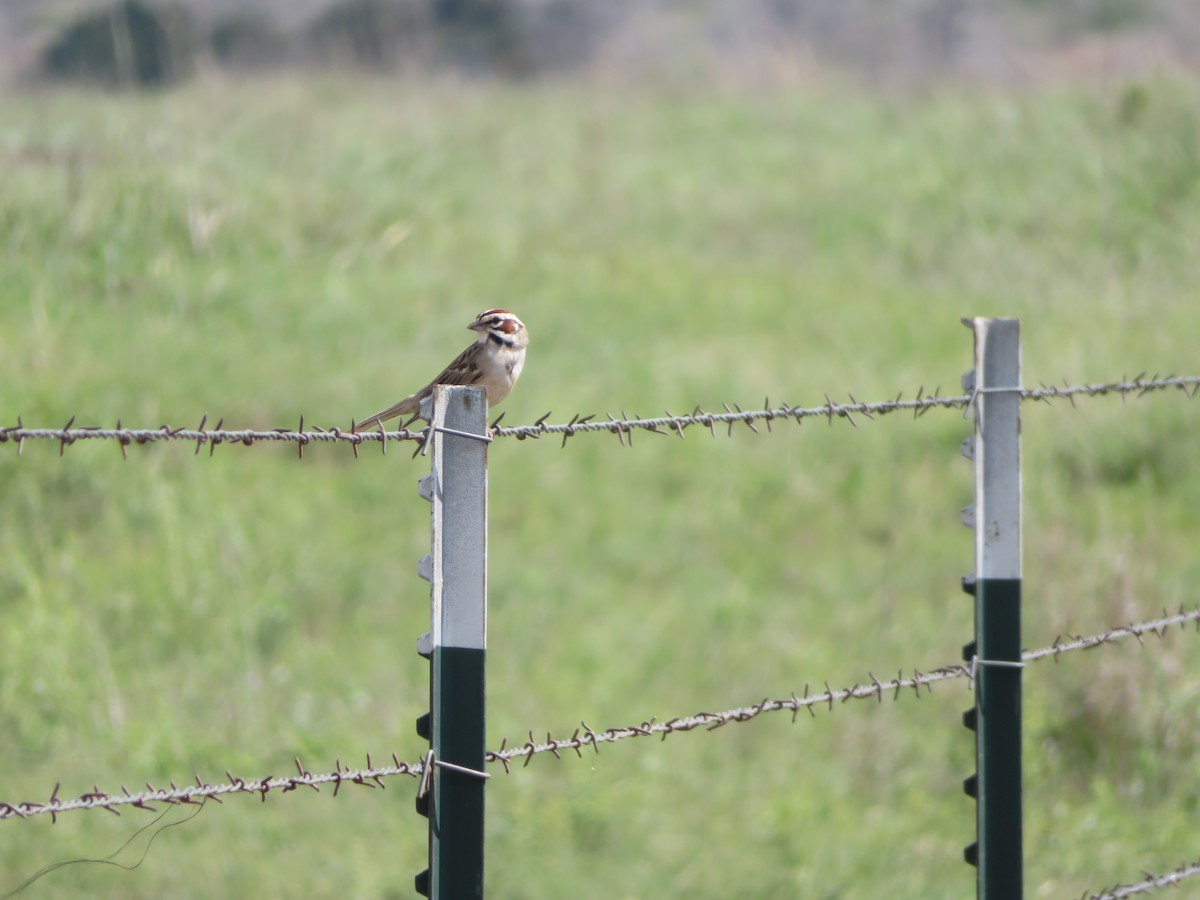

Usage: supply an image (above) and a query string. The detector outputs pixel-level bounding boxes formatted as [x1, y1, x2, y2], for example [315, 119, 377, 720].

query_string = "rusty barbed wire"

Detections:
[484, 667, 966, 772]
[1024, 607, 1200, 662]
[0, 416, 426, 459]
[4, 606, 1193, 823]
[486, 606, 1200, 770]
[2, 375, 1196, 455]
[0, 755, 420, 822]
[491, 373, 1200, 445]
[1021, 373, 1200, 407]
[1078, 857, 1200, 899]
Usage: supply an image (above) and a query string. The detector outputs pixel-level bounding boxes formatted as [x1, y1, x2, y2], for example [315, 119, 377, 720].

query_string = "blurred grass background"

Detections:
[1, 36, 1199, 900]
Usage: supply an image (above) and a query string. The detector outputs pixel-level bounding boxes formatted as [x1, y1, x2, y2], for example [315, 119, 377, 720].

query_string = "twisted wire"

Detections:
[1, 374, 1195, 454]
[486, 606, 1200, 770]
[1078, 858, 1200, 899]
[0, 417, 424, 459]
[1024, 607, 1200, 662]
[1, 607, 1194, 823]
[0, 756, 420, 822]
[492, 374, 1200, 445]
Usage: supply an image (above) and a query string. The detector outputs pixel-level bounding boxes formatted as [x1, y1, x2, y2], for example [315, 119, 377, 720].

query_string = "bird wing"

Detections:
[356, 344, 484, 430]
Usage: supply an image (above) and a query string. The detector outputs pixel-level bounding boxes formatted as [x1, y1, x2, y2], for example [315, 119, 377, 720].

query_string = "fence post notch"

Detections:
[961, 317, 1023, 899]
[414, 384, 489, 899]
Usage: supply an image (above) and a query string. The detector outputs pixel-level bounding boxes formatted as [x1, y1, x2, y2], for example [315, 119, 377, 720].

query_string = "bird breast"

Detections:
[480, 345, 525, 405]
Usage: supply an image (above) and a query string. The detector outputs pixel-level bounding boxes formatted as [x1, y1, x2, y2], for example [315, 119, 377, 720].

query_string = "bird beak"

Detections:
[468, 319, 486, 331]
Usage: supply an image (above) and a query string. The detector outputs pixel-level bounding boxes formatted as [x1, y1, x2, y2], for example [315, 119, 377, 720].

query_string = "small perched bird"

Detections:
[356, 309, 528, 431]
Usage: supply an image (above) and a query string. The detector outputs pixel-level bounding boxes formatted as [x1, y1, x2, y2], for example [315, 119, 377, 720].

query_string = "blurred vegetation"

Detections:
[305, 0, 428, 70]
[210, 12, 288, 69]
[25, 0, 1199, 88]
[0, 70, 1198, 897]
[40, 0, 196, 87]
[1019, 0, 1154, 34]
[431, 0, 524, 73]
[35, 0, 603, 82]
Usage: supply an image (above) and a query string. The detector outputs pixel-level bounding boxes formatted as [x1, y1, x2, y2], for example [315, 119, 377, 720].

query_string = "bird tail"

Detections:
[355, 394, 421, 432]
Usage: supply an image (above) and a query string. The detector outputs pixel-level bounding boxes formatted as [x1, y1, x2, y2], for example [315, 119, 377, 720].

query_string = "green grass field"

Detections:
[1, 71, 1198, 898]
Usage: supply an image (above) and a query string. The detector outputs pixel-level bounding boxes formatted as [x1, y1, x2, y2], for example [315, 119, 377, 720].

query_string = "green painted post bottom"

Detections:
[431, 645, 486, 899]
[976, 577, 1022, 899]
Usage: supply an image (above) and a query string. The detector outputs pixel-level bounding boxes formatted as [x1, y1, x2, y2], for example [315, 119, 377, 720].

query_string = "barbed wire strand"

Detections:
[493, 374, 1200, 445]
[1078, 858, 1200, 899]
[0, 756, 419, 823]
[485, 606, 1199, 771]
[2, 375, 1196, 455]
[1, 606, 1194, 823]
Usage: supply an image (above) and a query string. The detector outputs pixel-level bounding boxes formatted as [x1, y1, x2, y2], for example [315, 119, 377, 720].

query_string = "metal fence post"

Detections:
[414, 385, 489, 899]
[960, 318, 1023, 899]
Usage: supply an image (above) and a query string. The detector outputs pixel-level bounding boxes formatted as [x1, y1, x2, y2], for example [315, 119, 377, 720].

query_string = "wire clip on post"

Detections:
[413, 385, 489, 899]
[960, 318, 1024, 898]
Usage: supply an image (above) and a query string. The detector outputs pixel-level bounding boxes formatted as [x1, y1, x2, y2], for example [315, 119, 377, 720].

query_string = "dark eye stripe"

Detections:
[478, 309, 522, 332]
